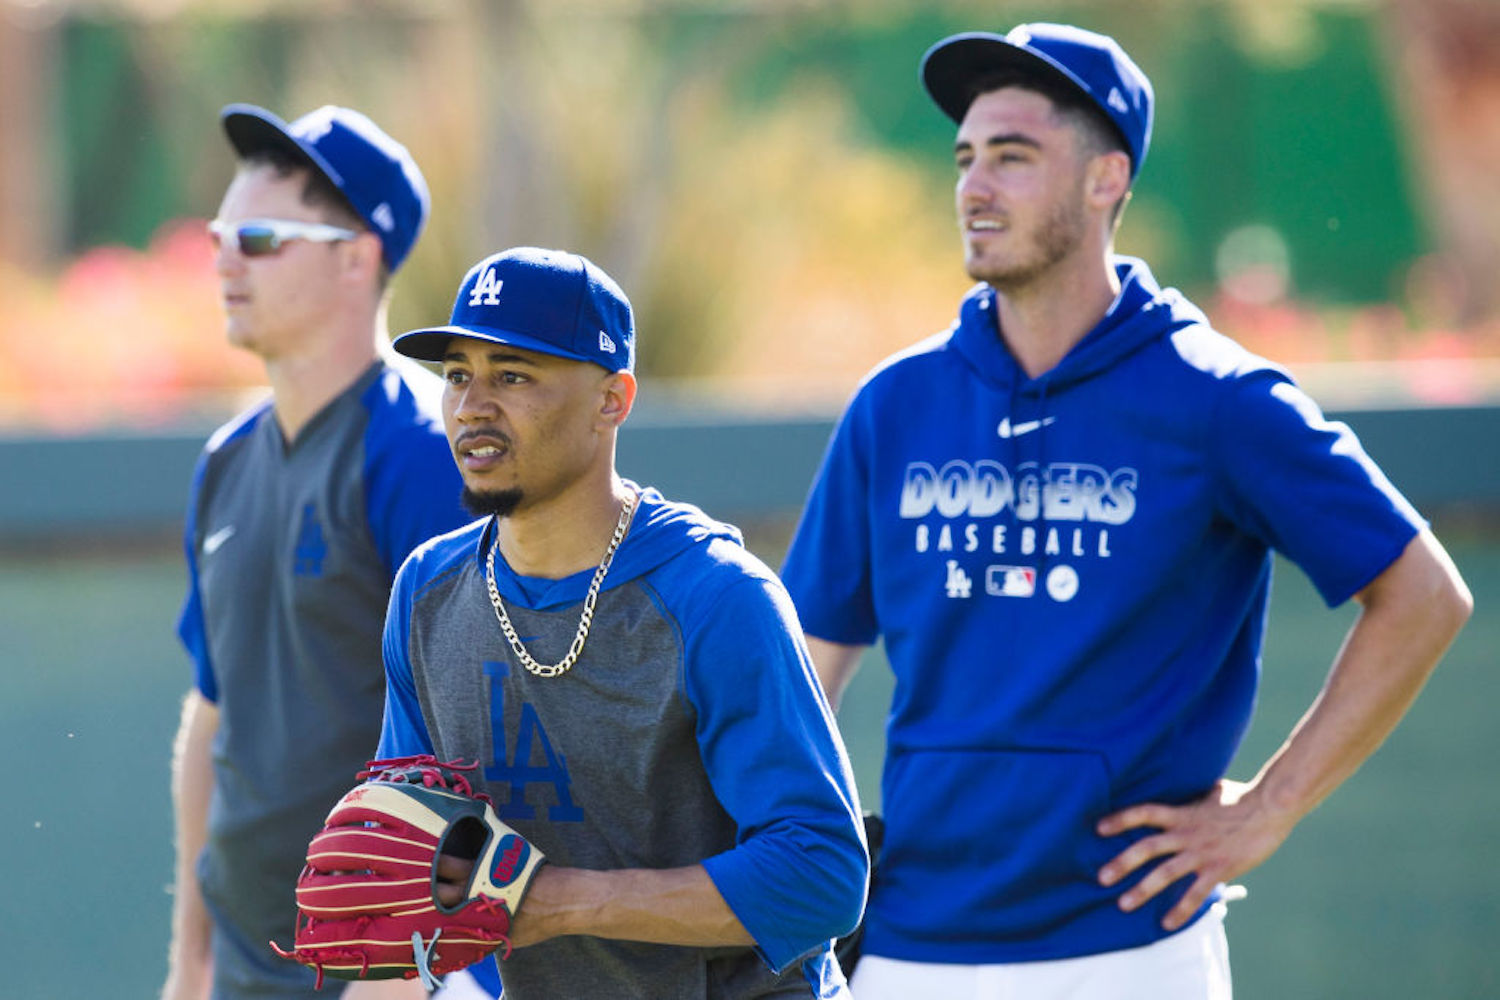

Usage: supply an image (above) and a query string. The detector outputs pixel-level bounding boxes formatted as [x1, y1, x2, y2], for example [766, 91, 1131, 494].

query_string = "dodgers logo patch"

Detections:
[490, 834, 530, 887]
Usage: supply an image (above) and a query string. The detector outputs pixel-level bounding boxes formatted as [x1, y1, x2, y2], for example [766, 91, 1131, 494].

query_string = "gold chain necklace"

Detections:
[484, 490, 639, 678]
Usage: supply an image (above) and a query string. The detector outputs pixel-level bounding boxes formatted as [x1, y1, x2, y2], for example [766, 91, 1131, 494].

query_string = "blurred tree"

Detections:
[1381, 0, 1500, 327]
[0, 4, 62, 272]
[0, 0, 1495, 433]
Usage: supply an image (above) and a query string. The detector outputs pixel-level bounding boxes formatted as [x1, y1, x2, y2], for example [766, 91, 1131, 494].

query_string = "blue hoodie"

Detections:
[781, 257, 1422, 962]
[380, 486, 868, 998]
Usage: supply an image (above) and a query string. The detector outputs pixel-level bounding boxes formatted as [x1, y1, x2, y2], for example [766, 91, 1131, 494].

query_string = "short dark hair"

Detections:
[239, 147, 390, 288]
[964, 67, 1133, 228]
[964, 68, 1129, 163]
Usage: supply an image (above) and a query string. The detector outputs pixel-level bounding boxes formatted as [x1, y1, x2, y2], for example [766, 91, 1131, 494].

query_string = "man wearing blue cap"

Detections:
[165, 105, 477, 999]
[341, 246, 869, 999]
[780, 23, 1471, 998]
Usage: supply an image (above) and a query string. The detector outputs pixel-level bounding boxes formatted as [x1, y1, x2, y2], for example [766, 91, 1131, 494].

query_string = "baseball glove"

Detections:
[271, 755, 545, 989]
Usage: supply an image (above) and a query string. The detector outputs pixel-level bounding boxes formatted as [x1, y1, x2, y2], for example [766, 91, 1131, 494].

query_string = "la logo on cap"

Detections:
[469, 266, 504, 307]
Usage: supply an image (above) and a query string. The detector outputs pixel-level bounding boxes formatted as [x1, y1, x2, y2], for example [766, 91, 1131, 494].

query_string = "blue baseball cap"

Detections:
[921, 23, 1154, 178]
[394, 247, 635, 373]
[220, 103, 430, 272]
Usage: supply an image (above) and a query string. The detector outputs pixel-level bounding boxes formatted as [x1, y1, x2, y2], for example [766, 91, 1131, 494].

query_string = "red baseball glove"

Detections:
[272, 755, 545, 989]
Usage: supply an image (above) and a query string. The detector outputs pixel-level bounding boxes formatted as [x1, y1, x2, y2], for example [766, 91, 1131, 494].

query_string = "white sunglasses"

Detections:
[208, 217, 360, 257]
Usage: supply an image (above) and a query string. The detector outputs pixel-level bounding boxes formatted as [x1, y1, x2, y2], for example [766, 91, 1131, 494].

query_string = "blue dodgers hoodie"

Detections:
[782, 257, 1422, 962]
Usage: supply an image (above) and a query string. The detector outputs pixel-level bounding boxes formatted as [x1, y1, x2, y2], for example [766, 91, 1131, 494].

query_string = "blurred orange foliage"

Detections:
[2, 194, 1498, 435]
[4, 213, 1499, 434]
[1209, 288, 1500, 407]
[0, 219, 263, 433]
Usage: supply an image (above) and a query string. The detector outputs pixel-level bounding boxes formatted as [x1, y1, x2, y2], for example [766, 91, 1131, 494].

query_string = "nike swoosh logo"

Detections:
[996, 416, 1056, 438]
[203, 525, 237, 556]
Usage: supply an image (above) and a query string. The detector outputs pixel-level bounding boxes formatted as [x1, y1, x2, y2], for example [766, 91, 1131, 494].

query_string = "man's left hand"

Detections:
[1095, 779, 1294, 931]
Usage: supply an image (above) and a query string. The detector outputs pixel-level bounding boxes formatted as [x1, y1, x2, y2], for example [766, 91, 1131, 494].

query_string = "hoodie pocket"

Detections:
[878, 746, 1116, 944]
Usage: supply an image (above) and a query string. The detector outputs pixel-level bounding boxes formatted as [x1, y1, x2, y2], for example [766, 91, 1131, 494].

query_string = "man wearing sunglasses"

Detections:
[166, 104, 481, 1000]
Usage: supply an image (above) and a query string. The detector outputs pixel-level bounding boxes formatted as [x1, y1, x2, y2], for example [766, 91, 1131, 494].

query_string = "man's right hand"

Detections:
[163, 691, 218, 1000]
[160, 950, 212, 1000]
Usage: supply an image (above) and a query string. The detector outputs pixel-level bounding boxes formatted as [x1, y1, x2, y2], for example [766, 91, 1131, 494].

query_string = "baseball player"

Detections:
[368, 246, 869, 999]
[779, 23, 1472, 999]
[166, 104, 483, 999]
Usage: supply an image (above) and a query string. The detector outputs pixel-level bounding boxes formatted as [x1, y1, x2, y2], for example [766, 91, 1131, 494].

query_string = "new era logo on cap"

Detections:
[394, 247, 635, 374]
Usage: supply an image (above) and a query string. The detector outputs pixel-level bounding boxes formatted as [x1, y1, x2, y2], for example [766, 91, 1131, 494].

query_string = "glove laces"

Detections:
[358, 754, 494, 803]
[412, 929, 444, 991]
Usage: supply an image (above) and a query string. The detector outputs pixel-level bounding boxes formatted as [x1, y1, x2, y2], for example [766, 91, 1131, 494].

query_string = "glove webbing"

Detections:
[357, 754, 493, 803]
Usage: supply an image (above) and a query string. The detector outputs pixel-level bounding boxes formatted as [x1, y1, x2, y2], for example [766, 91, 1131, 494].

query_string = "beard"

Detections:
[965, 195, 1087, 291]
[462, 486, 523, 518]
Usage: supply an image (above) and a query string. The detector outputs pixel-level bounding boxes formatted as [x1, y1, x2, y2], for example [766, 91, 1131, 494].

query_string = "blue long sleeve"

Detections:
[684, 573, 868, 972]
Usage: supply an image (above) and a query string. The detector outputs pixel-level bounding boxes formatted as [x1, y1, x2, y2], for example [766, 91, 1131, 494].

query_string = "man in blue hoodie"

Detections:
[373, 247, 868, 999]
[780, 23, 1472, 999]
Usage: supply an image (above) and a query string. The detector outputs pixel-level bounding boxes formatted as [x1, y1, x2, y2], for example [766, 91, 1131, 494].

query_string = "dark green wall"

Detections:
[2, 404, 1496, 546]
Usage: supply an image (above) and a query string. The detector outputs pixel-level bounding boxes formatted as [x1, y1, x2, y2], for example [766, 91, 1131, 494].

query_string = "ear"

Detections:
[339, 230, 385, 287]
[598, 371, 638, 428]
[1084, 150, 1131, 213]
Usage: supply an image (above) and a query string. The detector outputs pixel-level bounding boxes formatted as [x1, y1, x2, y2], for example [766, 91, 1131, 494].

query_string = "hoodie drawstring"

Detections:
[1032, 378, 1053, 585]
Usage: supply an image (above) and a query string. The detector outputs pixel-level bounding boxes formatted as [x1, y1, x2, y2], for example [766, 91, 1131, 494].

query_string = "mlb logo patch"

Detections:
[986, 565, 1037, 598]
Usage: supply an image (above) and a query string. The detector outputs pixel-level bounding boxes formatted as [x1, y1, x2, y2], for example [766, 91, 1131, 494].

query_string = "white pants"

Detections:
[850, 905, 1231, 1000]
[428, 968, 496, 999]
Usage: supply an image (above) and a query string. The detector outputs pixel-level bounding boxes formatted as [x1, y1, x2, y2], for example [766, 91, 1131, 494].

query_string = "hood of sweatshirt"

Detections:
[949, 255, 1208, 395]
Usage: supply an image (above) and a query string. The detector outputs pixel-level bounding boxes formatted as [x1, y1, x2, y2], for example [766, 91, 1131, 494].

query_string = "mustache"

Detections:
[453, 428, 513, 450]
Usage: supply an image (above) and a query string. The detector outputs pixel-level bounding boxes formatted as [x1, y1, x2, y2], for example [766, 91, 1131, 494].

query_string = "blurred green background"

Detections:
[2, 1, 1498, 998]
